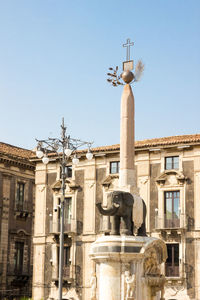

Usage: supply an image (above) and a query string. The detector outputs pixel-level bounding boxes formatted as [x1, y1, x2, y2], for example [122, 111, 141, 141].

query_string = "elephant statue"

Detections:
[96, 190, 146, 236]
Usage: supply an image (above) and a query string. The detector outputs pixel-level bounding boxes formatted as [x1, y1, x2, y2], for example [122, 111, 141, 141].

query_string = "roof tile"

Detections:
[0, 142, 34, 159]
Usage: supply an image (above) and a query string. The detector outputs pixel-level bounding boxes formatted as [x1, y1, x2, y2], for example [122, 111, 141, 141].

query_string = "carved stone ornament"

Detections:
[38, 185, 45, 192]
[63, 287, 80, 300]
[101, 174, 119, 189]
[124, 270, 136, 300]
[143, 274, 166, 297]
[144, 250, 160, 276]
[90, 272, 97, 300]
[156, 170, 187, 186]
[143, 246, 166, 297]
[139, 176, 149, 185]
[51, 179, 80, 191]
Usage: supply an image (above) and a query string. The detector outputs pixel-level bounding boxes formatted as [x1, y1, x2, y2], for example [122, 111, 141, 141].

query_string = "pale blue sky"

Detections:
[0, 1, 200, 150]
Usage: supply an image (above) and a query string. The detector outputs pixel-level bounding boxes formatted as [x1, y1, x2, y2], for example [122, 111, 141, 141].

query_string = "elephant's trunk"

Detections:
[96, 203, 120, 216]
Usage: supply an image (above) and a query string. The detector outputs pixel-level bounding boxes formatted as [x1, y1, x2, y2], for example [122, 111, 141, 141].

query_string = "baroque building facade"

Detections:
[32, 134, 200, 300]
[0, 142, 35, 299]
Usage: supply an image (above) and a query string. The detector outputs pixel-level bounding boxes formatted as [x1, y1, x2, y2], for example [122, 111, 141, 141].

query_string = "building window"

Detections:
[165, 156, 179, 170]
[16, 182, 25, 210]
[164, 191, 180, 228]
[14, 242, 24, 274]
[110, 161, 120, 174]
[57, 246, 70, 265]
[60, 166, 72, 178]
[64, 246, 70, 266]
[64, 197, 72, 224]
[57, 198, 72, 232]
[57, 246, 71, 278]
[165, 244, 179, 277]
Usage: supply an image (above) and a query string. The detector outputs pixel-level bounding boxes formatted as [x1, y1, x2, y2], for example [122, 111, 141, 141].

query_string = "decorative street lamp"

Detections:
[36, 118, 93, 300]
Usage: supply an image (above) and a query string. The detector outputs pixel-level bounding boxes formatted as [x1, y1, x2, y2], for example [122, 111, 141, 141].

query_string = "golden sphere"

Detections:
[122, 70, 134, 84]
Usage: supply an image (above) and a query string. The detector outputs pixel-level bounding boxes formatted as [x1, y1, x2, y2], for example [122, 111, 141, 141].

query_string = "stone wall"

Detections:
[44, 243, 53, 299]
[183, 161, 194, 231]
[1, 175, 10, 289]
[46, 172, 56, 234]
[96, 168, 106, 234]
[75, 170, 84, 235]
[150, 163, 160, 231]
[75, 241, 83, 289]
[185, 238, 195, 298]
[0, 166, 34, 299]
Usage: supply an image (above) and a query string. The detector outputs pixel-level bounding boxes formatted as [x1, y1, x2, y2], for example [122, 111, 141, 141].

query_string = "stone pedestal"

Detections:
[90, 235, 167, 300]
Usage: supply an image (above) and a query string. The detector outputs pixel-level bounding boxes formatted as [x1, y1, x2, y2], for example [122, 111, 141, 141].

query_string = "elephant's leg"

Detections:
[137, 202, 147, 236]
[137, 222, 146, 236]
[121, 215, 132, 235]
[110, 215, 120, 235]
[137, 221, 147, 236]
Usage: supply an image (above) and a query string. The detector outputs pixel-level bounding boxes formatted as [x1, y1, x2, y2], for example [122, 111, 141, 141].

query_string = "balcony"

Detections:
[49, 219, 76, 236]
[14, 202, 31, 218]
[63, 265, 70, 280]
[7, 264, 30, 277]
[155, 213, 187, 231]
[52, 265, 75, 283]
[165, 263, 179, 277]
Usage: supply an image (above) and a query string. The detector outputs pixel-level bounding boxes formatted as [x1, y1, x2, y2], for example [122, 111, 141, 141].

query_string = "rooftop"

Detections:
[89, 134, 200, 153]
[0, 142, 34, 159]
[2, 134, 200, 161]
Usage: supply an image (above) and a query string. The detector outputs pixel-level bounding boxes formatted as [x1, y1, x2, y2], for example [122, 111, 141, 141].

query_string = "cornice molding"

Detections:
[156, 170, 187, 186]
[0, 155, 35, 170]
[51, 179, 80, 191]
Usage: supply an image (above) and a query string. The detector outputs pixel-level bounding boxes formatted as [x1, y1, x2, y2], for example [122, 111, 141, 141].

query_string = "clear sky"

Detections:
[0, 0, 200, 150]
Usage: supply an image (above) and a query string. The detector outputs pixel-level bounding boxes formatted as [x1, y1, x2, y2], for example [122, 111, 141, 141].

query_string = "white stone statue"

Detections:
[90, 272, 97, 300]
[125, 270, 136, 299]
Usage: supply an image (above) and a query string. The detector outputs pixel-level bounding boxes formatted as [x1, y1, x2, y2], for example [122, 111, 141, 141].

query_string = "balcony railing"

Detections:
[165, 263, 179, 277]
[7, 264, 30, 276]
[52, 265, 75, 281]
[155, 213, 187, 230]
[63, 265, 70, 279]
[49, 219, 76, 235]
[15, 202, 30, 212]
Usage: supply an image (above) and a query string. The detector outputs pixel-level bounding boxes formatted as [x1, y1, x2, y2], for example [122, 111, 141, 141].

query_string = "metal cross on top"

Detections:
[123, 38, 134, 61]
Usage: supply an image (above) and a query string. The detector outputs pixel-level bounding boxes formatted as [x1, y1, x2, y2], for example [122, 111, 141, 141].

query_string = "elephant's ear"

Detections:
[123, 192, 134, 207]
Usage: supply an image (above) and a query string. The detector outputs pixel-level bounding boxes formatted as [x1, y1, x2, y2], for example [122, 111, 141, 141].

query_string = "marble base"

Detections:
[90, 235, 167, 300]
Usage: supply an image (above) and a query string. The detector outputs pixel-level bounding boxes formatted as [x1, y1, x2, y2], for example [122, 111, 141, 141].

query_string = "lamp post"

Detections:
[36, 118, 93, 300]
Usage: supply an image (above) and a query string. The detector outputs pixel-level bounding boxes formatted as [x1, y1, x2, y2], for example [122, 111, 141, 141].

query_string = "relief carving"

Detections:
[125, 270, 136, 300]
[144, 250, 160, 275]
[90, 272, 97, 300]
[139, 176, 148, 185]
[38, 185, 45, 192]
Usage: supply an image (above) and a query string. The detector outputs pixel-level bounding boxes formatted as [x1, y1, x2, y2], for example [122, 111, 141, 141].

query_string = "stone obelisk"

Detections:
[90, 40, 167, 300]
[119, 82, 136, 193]
[118, 39, 137, 193]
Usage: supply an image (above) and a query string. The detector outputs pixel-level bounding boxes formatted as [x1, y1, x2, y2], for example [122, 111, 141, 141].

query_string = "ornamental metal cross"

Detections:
[123, 38, 134, 61]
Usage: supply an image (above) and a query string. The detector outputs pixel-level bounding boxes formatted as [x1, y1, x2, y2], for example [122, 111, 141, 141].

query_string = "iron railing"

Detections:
[15, 201, 30, 212]
[155, 213, 187, 230]
[52, 265, 74, 281]
[165, 263, 179, 277]
[7, 264, 30, 276]
[49, 219, 76, 234]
